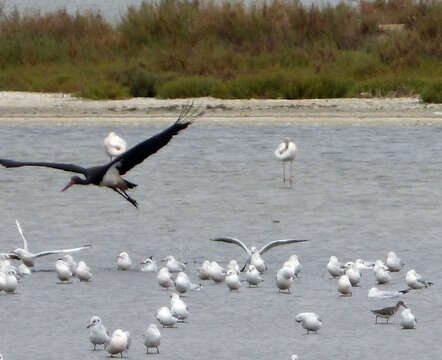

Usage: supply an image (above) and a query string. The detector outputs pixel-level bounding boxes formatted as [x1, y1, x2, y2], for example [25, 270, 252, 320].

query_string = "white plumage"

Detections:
[104, 131, 127, 160]
[274, 137, 296, 184]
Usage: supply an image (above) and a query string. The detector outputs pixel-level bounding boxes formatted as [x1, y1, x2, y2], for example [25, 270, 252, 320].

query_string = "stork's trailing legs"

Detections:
[112, 188, 138, 208]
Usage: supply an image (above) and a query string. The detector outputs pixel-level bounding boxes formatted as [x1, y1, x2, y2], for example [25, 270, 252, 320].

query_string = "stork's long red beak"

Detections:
[61, 180, 74, 192]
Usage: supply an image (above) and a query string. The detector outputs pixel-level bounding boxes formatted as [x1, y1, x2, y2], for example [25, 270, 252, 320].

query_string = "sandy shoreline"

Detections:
[0, 91, 441, 124]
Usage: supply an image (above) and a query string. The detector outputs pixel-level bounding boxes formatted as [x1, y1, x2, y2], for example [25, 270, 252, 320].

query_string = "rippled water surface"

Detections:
[0, 121, 441, 360]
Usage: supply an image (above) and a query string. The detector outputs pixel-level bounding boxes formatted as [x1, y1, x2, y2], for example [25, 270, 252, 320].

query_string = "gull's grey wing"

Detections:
[211, 237, 251, 256]
[15, 219, 29, 251]
[258, 239, 309, 255]
[34, 244, 92, 258]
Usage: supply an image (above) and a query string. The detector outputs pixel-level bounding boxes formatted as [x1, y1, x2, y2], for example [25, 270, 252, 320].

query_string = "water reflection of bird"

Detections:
[274, 137, 296, 184]
[0, 104, 203, 207]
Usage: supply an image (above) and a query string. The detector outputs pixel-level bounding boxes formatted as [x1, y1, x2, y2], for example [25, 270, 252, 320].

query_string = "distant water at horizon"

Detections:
[2, 0, 344, 22]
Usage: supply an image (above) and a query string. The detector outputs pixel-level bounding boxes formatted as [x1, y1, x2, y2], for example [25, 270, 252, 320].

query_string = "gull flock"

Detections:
[0, 114, 435, 359]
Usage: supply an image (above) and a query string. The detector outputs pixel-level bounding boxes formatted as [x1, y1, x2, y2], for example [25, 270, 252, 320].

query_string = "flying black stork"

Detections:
[0, 104, 203, 208]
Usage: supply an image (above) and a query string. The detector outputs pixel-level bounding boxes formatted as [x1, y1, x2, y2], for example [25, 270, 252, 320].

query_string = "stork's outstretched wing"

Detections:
[0, 159, 87, 175]
[210, 237, 251, 256]
[258, 239, 308, 255]
[109, 103, 203, 176]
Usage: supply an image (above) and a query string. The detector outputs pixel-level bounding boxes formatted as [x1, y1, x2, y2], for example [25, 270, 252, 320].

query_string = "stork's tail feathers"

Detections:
[124, 180, 138, 189]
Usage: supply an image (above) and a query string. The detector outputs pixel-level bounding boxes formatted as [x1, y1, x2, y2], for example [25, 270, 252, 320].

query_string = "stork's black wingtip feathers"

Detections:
[175, 102, 204, 126]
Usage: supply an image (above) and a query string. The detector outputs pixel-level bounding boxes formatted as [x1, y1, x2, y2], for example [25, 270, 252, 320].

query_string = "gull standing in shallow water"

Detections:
[12, 219, 92, 269]
[400, 308, 417, 329]
[87, 316, 110, 350]
[295, 313, 322, 334]
[405, 269, 433, 289]
[327, 256, 345, 278]
[104, 131, 127, 160]
[76, 261, 92, 282]
[117, 252, 132, 271]
[170, 293, 189, 322]
[211, 237, 308, 273]
[246, 264, 263, 287]
[386, 251, 404, 272]
[157, 267, 174, 289]
[226, 269, 241, 291]
[198, 260, 211, 280]
[276, 265, 294, 293]
[163, 256, 186, 273]
[143, 324, 161, 354]
[208, 261, 226, 283]
[337, 274, 352, 296]
[107, 329, 130, 357]
[274, 137, 297, 184]
[368, 287, 409, 299]
[155, 306, 178, 328]
[55, 259, 73, 283]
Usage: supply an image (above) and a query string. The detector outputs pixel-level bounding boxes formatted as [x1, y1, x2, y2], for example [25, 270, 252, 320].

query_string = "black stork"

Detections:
[0, 104, 203, 208]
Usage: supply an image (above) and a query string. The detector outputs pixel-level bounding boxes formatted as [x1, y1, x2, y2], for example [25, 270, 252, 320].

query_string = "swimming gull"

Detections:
[140, 256, 158, 272]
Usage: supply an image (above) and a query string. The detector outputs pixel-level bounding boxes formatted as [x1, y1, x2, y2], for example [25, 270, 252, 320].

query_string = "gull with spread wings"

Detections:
[10, 219, 92, 268]
[210, 237, 308, 272]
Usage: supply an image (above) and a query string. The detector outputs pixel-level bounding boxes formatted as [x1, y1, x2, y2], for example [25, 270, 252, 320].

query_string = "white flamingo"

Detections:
[274, 137, 296, 184]
[104, 132, 127, 160]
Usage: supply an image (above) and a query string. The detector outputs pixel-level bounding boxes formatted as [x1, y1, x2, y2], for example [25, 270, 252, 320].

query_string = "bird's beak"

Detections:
[61, 179, 74, 192]
[8, 252, 20, 260]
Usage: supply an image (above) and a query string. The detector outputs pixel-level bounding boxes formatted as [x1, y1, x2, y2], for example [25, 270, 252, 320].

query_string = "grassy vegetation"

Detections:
[0, 0, 441, 102]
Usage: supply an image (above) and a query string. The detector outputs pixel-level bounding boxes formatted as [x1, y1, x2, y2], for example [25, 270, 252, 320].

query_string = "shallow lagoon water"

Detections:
[0, 121, 440, 360]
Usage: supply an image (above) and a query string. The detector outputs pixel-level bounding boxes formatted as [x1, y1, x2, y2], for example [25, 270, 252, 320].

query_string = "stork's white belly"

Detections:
[100, 166, 123, 187]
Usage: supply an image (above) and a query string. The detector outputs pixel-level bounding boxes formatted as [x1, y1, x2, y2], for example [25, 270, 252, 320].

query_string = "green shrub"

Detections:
[420, 82, 442, 103]
[76, 81, 129, 100]
[157, 76, 217, 98]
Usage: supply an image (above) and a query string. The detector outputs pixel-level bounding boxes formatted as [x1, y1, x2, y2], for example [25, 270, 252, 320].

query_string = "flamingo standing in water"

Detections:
[0, 104, 203, 208]
[104, 132, 127, 160]
[274, 138, 296, 184]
